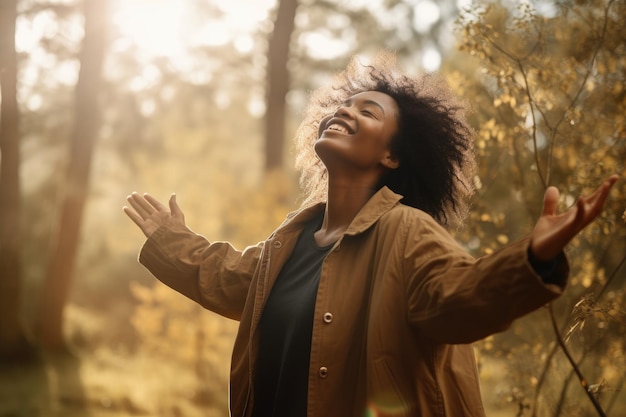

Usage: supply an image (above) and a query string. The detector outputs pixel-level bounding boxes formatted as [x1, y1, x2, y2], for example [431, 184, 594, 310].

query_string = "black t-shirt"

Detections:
[252, 214, 333, 417]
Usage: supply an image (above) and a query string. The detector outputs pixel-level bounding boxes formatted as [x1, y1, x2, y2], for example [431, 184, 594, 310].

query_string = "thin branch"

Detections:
[516, 60, 547, 188]
[532, 249, 625, 416]
[548, 303, 607, 417]
[548, 0, 614, 143]
[553, 334, 610, 417]
[481, 29, 549, 187]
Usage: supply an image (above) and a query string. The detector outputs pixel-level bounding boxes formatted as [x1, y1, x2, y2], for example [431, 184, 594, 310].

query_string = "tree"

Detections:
[264, 0, 300, 171]
[34, 0, 108, 349]
[0, 0, 31, 360]
[455, 1, 626, 415]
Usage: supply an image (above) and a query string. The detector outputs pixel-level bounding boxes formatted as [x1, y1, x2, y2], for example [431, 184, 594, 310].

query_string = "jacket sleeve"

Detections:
[138, 218, 263, 321]
[402, 212, 569, 344]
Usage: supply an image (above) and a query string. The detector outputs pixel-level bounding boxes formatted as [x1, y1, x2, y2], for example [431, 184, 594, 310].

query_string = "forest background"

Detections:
[0, 0, 625, 416]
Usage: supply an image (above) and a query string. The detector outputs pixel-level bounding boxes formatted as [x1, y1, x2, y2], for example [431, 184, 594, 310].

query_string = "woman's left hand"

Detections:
[530, 175, 619, 261]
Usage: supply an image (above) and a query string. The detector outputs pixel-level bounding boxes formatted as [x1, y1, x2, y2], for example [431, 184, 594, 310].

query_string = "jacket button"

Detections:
[318, 366, 328, 378]
[323, 312, 333, 323]
[272, 240, 282, 249]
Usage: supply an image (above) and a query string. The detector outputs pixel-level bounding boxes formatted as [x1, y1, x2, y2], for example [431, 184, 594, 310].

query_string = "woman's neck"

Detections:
[313, 178, 377, 247]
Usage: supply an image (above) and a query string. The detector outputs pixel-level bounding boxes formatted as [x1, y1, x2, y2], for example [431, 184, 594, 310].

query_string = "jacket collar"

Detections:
[344, 186, 403, 235]
[276, 186, 403, 237]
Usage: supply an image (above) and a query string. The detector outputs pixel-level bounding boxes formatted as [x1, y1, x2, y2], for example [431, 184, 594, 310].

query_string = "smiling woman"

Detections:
[123, 51, 618, 417]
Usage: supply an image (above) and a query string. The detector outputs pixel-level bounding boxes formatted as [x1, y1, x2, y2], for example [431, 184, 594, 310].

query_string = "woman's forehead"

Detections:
[342, 90, 398, 110]
[345, 90, 391, 101]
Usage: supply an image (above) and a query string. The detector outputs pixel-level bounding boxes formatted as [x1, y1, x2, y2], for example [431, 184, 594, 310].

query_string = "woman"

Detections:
[124, 55, 617, 417]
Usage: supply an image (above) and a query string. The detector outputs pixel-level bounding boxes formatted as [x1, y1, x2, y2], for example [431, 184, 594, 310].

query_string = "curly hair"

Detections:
[294, 52, 476, 227]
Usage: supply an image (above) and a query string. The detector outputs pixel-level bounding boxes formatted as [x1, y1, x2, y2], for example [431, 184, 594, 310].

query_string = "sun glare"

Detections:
[112, 0, 186, 59]
[111, 0, 276, 60]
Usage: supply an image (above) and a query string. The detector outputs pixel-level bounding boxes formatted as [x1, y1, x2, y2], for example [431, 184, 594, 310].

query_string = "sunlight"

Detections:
[299, 29, 355, 60]
[422, 47, 441, 71]
[413, 0, 440, 33]
[111, 0, 186, 59]
[15, 10, 83, 101]
[111, 0, 276, 59]
[213, 0, 275, 32]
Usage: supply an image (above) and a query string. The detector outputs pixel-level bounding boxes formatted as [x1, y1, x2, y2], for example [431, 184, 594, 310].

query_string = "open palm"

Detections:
[123, 192, 185, 238]
[530, 175, 618, 261]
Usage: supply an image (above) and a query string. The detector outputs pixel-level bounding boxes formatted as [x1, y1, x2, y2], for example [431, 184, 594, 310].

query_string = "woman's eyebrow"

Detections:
[341, 98, 385, 114]
[362, 100, 385, 115]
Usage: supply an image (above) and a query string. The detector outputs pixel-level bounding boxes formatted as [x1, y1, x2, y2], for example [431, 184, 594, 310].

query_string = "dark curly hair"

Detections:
[294, 52, 476, 227]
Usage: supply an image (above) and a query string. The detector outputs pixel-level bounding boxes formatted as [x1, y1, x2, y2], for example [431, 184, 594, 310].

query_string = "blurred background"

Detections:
[0, 0, 625, 416]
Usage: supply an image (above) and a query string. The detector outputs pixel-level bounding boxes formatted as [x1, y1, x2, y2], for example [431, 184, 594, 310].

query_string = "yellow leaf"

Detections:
[497, 234, 509, 244]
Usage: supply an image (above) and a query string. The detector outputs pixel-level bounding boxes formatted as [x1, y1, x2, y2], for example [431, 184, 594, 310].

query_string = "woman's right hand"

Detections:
[123, 193, 185, 238]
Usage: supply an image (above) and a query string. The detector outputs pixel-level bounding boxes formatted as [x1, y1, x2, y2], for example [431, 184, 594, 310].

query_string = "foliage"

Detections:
[8, 0, 626, 415]
[288, 0, 467, 93]
[454, 1, 626, 415]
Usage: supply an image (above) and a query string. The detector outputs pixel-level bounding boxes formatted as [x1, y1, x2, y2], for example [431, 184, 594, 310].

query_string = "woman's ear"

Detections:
[381, 152, 400, 170]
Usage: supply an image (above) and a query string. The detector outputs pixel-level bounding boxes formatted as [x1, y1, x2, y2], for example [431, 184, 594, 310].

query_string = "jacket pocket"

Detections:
[368, 357, 409, 417]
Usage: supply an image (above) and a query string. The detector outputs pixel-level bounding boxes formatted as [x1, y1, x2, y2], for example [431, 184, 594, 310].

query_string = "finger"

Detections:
[583, 180, 609, 204]
[598, 174, 618, 198]
[541, 186, 559, 217]
[144, 193, 168, 212]
[134, 192, 162, 215]
[584, 175, 618, 203]
[580, 176, 617, 216]
[573, 196, 586, 227]
[606, 174, 619, 186]
[573, 175, 618, 227]
[169, 193, 182, 217]
[123, 205, 145, 228]
[126, 193, 153, 219]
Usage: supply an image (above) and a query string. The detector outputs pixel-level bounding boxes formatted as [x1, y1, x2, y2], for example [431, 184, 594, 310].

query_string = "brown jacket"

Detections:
[139, 187, 568, 417]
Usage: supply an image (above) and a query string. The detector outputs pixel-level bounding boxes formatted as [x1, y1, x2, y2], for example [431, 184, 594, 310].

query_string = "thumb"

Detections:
[542, 186, 559, 217]
[169, 193, 182, 217]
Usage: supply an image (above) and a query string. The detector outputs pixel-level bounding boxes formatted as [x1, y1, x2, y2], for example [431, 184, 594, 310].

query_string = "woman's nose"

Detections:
[334, 104, 355, 119]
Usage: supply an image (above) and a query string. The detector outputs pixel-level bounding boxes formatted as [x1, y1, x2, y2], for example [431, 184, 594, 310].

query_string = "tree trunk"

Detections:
[264, 0, 299, 171]
[0, 0, 32, 361]
[34, 0, 107, 349]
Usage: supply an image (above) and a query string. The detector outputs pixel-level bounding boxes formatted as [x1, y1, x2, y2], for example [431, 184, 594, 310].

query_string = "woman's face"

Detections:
[315, 91, 400, 178]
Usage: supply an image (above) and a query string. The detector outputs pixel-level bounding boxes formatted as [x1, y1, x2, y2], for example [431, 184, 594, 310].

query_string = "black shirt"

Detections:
[252, 214, 333, 417]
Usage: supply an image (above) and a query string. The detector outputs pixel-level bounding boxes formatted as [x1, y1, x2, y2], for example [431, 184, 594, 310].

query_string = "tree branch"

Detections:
[548, 303, 607, 417]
